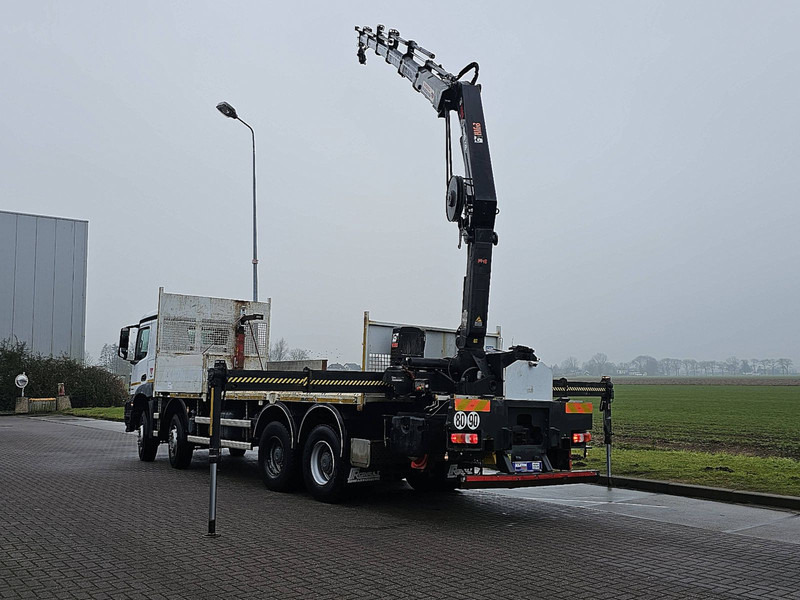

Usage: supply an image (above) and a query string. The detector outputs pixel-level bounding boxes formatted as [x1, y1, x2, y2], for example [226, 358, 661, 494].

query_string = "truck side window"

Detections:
[134, 327, 150, 362]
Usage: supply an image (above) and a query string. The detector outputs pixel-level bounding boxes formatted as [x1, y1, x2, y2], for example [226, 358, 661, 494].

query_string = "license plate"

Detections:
[512, 461, 542, 473]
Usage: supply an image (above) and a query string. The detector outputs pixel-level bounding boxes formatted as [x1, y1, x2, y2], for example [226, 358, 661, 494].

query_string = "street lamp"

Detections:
[216, 101, 259, 302]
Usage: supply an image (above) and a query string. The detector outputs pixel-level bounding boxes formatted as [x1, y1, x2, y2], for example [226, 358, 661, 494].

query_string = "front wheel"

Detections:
[302, 424, 348, 503]
[137, 409, 159, 462]
[258, 422, 300, 492]
[167, 413, 193, 469]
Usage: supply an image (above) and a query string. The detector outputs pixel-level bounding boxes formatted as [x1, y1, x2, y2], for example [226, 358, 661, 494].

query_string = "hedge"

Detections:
[0, 340, 127, 411]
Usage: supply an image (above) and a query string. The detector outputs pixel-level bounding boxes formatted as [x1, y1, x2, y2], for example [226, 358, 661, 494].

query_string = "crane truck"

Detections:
[119, 26, 613, 503]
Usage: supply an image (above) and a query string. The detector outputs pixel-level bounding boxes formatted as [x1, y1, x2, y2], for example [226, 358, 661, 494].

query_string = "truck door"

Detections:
[130, 321, 156, 395]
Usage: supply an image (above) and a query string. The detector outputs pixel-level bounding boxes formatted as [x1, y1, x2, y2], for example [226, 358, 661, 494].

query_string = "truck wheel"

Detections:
[228, 448, 246, 457]
[406, 464, 458, 492]
[167, 413, 193, 469]
[137, 410, 159, 462]
[258, 422, 300, 492]
[302, 424, 348, 503]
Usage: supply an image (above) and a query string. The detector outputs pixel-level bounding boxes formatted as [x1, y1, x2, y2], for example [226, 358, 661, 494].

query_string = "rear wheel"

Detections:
[137, 409, 159, 462]
[302, 424, 348, 503]
[258, 421, 300, 492]
[167, 413, 193, 469]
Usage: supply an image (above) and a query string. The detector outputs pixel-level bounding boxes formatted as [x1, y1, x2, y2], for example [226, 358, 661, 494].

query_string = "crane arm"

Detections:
[356, 25, 535, 395]
[355, 25, 464, 116]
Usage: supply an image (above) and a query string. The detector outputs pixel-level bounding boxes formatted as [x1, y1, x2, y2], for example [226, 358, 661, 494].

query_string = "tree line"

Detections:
[552, 353, 795, 377]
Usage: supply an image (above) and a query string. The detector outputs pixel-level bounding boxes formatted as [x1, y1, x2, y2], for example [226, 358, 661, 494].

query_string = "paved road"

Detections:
[1, 416, 798, 600]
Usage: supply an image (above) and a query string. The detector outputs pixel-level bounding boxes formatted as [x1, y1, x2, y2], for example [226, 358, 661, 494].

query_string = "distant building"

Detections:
[327, 362, 362, 371]
[0, 210, 88, 361]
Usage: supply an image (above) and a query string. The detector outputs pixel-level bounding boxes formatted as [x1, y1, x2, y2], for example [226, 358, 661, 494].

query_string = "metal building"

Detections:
[0, 210, 88, 361]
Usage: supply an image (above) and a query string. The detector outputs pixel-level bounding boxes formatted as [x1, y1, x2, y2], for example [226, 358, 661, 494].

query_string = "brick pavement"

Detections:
[1, 416, 799, 599]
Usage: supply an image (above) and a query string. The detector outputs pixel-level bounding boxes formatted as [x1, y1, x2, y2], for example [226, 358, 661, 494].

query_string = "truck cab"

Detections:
[118, 313, 157, 430]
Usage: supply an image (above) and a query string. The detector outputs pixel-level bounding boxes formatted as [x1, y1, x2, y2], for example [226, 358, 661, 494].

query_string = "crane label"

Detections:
[421, 81, 435, 102]
[472, 122, 484, 144]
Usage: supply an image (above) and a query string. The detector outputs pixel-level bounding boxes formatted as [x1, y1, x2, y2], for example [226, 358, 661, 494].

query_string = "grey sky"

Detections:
[2, 1, 798, 366]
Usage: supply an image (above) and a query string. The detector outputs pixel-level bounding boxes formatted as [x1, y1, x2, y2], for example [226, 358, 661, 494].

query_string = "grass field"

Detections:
[64, 407, 125, 421]
[583, 384, 800, 496]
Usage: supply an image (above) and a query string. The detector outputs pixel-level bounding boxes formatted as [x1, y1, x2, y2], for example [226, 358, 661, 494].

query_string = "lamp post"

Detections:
[216, 101, 258, 302]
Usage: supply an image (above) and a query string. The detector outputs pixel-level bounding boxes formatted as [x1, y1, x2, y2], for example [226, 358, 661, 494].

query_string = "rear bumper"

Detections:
[459, 469, 599, 489]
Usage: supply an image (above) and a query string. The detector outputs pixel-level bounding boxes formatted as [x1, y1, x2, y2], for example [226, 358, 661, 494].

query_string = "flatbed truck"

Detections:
[119, 26, 613, 503]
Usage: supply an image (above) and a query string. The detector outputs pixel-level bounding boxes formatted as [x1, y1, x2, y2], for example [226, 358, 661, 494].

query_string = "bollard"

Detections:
[205, 360, 227, 537]
[600, 377, 614, 488]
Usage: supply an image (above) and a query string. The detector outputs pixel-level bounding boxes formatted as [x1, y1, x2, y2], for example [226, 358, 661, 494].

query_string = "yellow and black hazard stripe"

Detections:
[226, 369, 389, 393]
[228, 376, 308, 385]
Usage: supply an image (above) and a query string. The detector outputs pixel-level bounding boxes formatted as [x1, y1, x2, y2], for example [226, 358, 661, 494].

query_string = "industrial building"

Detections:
[0, 210, 88, 361]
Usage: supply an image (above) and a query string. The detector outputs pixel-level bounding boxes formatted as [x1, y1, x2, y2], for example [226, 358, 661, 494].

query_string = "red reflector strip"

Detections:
[565, 402, 593, 414]
[450, 433, 479, 444]
[463, 470, 599, 484]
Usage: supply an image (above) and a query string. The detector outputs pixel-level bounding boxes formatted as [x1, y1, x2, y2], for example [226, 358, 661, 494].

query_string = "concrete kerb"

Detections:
[597, 475, 800, 511]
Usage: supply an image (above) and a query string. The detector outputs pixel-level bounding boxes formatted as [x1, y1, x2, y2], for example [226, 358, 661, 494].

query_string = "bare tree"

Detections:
[777, 358, 793, 375]
[269, 337, 289, 362]
[659, 358, 680, 376]
[289, 348, 310, 361]
[99, 343, 132, 378]
[582, 353, 614, 376]
[724, 356, 739, 375]
[560, 356, 580, 375]
[631, 355, 658, 376]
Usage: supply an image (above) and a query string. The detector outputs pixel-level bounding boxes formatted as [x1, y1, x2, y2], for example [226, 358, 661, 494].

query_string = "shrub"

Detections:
[0, 340, 127, 411]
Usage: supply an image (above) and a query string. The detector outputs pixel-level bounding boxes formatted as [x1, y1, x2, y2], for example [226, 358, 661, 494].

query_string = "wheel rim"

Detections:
[168, 423, 178, 457]
[138, 421, 145, 452]
[265, 437, 284, 477]
[310, 440, 334, 486]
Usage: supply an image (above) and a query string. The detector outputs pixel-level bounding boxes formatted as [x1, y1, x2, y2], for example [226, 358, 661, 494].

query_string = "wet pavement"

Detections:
[2, 415, 799, 599]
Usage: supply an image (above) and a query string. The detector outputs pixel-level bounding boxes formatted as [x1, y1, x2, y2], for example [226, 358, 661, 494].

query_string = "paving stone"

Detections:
[1, 415, 799, 599]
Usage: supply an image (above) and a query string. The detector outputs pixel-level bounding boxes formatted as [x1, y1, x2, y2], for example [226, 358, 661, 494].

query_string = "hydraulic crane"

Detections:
[356, 25, 536, 399]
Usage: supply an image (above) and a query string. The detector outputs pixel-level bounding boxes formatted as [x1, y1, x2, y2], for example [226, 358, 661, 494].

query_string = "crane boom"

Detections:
[356, 25, 535, 397]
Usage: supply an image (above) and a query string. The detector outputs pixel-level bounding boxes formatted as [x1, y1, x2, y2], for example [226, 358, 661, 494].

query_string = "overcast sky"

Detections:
[2, 1, 798, 367]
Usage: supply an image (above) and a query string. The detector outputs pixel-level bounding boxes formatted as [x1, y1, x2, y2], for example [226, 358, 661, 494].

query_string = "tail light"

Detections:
[450, 433, 479, 445]
[572, 432, 591, 444]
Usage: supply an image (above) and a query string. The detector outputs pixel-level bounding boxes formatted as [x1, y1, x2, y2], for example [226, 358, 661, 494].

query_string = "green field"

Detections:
[583, 384, 800, 496]
[64, 406, 125, 421]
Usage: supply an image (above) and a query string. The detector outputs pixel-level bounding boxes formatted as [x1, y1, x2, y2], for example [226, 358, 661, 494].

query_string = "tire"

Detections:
[302, 424, 348, 503]
[167, 413, 193, 469]
[406, 463, 458, 492]
[228, 448, 246, 458]
[258, 421, 300, 492]
[137, 409, 159, 462]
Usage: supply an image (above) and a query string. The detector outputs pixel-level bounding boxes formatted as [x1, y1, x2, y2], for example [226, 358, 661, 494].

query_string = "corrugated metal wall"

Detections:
[0, 210, 88, 361]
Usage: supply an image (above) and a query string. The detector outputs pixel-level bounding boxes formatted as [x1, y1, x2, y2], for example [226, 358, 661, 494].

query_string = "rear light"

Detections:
[572, 432, 591, 444]
[450, 433, 479, 445]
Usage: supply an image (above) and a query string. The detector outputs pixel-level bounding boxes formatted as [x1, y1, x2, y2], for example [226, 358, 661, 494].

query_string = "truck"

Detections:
[119, 26, 613, 503]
